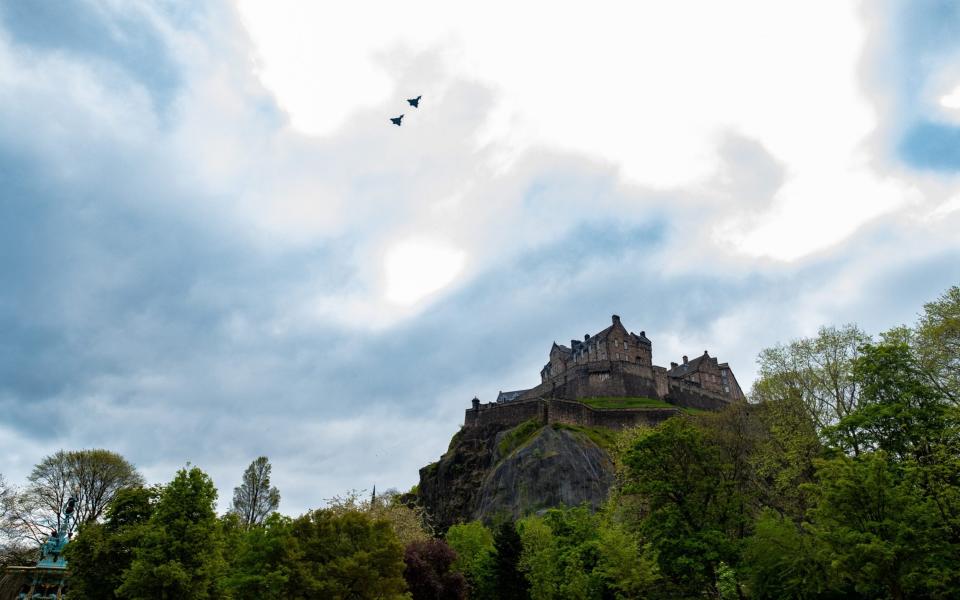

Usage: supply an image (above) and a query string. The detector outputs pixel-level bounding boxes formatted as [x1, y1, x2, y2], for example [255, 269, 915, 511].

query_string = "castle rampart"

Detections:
[464, 396, 679, 430]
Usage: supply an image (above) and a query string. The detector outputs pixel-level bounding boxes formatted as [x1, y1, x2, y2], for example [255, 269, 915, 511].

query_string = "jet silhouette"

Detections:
[391, 115, 404, 126]
[407, 95, 422, 108]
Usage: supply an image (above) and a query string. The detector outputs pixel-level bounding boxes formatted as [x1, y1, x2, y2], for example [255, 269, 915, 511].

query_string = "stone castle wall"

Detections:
[464, 398, 545, 428]
[521, 360, 662, 403]
[464, 362, 732, 431]
[465, 397, 682, 431]
[666, 380, 731, 411]
[545, 399, 679, 429]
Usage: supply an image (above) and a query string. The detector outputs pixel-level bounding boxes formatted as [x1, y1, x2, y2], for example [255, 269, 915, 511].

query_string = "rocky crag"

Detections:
[417, 420, 616, 530]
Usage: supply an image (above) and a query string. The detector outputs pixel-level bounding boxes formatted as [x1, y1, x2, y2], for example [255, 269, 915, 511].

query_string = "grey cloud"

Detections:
[1, 0, 959, 515]
[0, 0, 182, 115]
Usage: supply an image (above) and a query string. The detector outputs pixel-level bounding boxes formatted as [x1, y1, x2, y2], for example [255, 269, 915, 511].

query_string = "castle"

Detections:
[465, 315, 744, 430]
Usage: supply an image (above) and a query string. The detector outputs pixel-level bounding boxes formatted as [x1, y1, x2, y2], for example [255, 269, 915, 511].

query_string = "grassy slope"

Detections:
[578, 396, 676, 409]
[497, 418, 544, 457]
[550, 422, 618, 452]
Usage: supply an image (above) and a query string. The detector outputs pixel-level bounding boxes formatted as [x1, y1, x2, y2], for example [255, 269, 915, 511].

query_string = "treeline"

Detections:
[1, 285, 958, 599]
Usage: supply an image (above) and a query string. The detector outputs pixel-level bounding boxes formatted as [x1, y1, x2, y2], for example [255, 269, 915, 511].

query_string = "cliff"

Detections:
[417, 419, 616, 530]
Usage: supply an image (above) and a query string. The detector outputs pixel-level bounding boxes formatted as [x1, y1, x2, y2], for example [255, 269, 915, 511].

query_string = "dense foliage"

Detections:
[4, 284, 958, 599]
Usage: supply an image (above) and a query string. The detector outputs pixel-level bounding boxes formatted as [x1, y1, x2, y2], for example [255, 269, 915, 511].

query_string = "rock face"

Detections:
[418, 421, 615, 530]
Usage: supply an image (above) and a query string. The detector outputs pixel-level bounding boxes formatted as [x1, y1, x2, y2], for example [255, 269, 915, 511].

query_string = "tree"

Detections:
[403, 538, 467, 600]
[742, 509, 838, 600]
[747, 395, 821, 522]
[325, 488, 431, 545]
[0, 474, 34, 572]
[492, 520, 528, 600]
[594, 521, 660, 599]
[4, 449, 144, 545]
[622, 417, 742, 598]
[66, 486, 157, 600]
[223, 512, 296, 600]
[284, 509, 409, 599]
[743, 334, 960, 599]
[914, 285, 960, 403]
[807, 452, 960, 599]
[232, 456, 281, 529]
[833, 341, 952, 461]
[118, 467, 226, 600]
[517, 515, 560, 599]
[753, 325, 872, 453]
[445, 521, 496, 599]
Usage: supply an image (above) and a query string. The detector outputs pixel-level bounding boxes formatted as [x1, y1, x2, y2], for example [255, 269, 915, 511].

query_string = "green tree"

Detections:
[284, 509, 408, 599]
[492, 520, 529, 600]
[518, 506, 616, 600]
[231, 456, 280, 530]
[118, 467, 226, 600]
[746, 394, 821, 521]
[223, 512, 296, 600]
[742, 509, 839, 600]
[66, 486, 157, 600]
[594, 520, 660, 600]
[832, 341, 952, 460]
[622, 417, 742, 598]
[445, 521, 495, 599]
[753, 324, 872, 453]
[914, 285, 960, 402]
[807, 451, 960, 599]
[517, 515, 560, 599]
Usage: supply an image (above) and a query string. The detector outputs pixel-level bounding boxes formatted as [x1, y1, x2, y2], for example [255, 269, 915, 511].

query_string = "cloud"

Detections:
[0, 1, 958, 516]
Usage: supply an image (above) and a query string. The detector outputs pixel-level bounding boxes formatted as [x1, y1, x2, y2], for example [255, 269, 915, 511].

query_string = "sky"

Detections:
[1, 0, 960, 515]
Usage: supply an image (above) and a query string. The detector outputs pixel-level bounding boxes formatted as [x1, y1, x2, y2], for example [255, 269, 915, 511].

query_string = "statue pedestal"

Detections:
[5, 565, 68, 600]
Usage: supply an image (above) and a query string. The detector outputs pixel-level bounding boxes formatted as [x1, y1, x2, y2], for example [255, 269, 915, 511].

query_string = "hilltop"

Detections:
[416, 315, 743, 528]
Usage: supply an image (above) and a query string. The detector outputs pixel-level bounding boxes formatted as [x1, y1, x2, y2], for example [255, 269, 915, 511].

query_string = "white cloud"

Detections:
[235, 0, 907, 262]
[941, 83, 960, 111]
[384, 237, 466, 306]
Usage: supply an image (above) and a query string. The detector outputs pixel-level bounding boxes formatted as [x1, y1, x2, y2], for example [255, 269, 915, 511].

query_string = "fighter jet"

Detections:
[390, 114, 404, 126]
[407, 95, 422, 108]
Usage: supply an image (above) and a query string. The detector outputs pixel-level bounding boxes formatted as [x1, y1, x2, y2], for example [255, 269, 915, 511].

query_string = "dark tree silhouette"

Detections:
[492, 521, 528, 600]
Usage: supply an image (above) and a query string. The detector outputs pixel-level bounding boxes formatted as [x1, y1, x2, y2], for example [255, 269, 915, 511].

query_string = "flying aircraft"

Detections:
[390, 114, 404, 126]
[407, 95, 422, 108]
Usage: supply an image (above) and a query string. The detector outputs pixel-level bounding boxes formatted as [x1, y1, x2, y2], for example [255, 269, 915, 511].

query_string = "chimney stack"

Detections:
[704, 350, 709, 356]
[612, 314, 621, 325]
[671, 362, 678, 369]
[584, 334, 590, 341]
[471, 397, 480, 410]
[683, 355, 688, 364]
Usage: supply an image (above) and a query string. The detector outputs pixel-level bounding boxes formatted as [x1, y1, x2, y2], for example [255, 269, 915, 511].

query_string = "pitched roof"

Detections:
[496, 389, 528, 403]
[667, 353, 712, 378]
